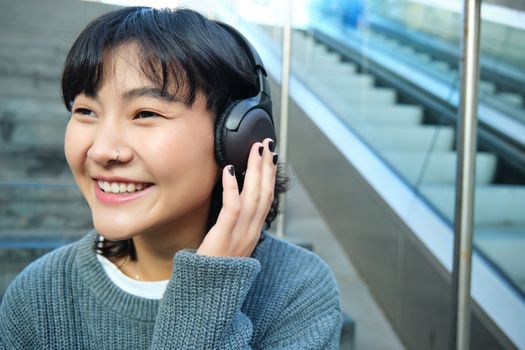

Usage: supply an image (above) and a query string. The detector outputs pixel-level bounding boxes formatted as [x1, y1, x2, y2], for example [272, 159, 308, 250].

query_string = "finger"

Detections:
[231, 142, 265, 243]
[213, 165, 241, 236]
[239, 141, 264, 215]
[251, 138, 277, 229]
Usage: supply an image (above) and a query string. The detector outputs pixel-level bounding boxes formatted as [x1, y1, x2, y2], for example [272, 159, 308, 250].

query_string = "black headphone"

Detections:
[214, 22, 276, 175]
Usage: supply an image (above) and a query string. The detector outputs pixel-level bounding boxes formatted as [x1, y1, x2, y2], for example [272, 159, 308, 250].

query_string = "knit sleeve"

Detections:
[258, 257, 343, 349]
[150, 249, 261, 349]
[0, 269, 41, 349]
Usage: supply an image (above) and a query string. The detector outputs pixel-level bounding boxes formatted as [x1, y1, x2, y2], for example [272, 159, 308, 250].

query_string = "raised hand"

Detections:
[196, 138, 278, 257]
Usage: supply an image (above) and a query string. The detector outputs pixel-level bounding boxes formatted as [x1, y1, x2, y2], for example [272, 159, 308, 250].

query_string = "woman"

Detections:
[0, 7, 342, 349]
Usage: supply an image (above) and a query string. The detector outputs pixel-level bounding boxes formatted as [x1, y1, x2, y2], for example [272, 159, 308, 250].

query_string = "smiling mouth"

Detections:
[97, 180, 154, 195]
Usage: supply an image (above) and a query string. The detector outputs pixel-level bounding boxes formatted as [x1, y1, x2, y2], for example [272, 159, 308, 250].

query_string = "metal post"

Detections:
[275, 0, 292, 239]
[450, 0, 481, 349]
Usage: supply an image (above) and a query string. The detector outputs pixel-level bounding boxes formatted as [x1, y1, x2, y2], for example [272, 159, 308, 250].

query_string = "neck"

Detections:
[117, 199, 211, 282]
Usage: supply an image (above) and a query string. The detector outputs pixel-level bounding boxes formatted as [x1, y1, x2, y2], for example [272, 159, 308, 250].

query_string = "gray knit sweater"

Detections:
[0, 230, 342, 349]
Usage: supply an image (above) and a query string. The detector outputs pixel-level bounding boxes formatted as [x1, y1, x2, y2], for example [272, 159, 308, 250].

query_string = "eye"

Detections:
[73, 108, 95, 117]
[135, 111, 161, 119]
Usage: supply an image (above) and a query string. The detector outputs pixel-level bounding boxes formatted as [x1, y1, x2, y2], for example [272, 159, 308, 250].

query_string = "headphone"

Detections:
[213, 22, 276, 175]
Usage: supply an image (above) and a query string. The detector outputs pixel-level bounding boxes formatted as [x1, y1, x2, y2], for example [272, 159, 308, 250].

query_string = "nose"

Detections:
[87, 122, 132, 166]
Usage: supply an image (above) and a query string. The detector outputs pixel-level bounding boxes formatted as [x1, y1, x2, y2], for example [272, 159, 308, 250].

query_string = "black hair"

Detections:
[61, 7, 288, 260]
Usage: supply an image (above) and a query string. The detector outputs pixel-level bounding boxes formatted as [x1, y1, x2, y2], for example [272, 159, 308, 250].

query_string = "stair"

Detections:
[0, 0, 118, 298]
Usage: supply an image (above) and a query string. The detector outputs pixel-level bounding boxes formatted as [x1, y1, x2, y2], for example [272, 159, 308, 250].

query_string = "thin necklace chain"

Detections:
[117, 257, 141, 281]
[133, 260, 141, 280]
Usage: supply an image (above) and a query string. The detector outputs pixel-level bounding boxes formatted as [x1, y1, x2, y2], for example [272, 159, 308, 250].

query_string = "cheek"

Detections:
[64, 122, 85, 174]
[145, 122, 218, 187]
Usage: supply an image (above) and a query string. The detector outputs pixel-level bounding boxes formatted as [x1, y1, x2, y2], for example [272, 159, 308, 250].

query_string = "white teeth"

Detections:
[97, 180, 150, 194]
[119, 183, 127, 193]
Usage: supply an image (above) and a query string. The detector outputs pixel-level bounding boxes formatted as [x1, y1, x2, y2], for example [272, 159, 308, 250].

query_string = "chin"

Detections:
[92, 216, 142, 242]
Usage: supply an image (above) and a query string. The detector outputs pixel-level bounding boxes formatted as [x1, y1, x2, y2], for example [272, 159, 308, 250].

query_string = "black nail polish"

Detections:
[268, 140, 275, 152]
[258, 146, 264, 156]
[228, 165, 235, 176]
[272, 154, 278, 165]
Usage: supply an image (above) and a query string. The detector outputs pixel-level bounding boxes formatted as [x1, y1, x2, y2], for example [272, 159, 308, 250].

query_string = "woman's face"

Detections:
[64, 43, 219, 241]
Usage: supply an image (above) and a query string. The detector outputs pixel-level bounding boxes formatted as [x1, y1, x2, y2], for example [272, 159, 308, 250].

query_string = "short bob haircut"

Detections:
[61, 7, 288, 260]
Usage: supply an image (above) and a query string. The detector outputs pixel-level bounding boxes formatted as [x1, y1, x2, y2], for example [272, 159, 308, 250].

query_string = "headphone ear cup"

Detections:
[215, 100, 240, 169]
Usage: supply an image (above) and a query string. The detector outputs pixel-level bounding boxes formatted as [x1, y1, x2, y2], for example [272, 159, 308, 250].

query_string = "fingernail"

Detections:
[268, 140, 275, 152]
[272, 154, 278, 165]
[228, 165, 235, 176]
[258, 146, 264, 156]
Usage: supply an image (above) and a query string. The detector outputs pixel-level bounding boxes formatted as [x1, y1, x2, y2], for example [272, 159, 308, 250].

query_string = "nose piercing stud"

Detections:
[114, 149, 120, 163]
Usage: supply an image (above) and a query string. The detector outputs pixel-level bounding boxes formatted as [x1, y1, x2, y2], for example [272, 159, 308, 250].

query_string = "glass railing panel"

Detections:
[291, 0, 460, 219]
[473, 5, 525, 296]
[365, 0, 525, 128]
[478, 5, 525, 127]
[290, 0, 525, 299]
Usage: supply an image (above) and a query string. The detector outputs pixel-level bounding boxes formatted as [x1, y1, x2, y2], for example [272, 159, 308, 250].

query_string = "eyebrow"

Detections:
[122, 87, 181, 103]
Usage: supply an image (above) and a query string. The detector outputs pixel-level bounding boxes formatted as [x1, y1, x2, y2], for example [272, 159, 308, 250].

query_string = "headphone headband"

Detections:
[215, 21, 272, 104]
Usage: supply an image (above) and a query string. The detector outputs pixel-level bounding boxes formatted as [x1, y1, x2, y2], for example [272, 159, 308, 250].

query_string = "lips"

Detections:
[92, 177, 155, 204]
[97, 180, 153, 194]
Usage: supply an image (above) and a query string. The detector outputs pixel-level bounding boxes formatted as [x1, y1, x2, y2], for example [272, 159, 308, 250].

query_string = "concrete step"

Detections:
[0, 26, 76, 42]
[0, 48, 67, 67]
[291, 31, 313, 41]
[428, 61, 452, 74]
[324, 88, 397, 106]
[339, 104, 423, 125]
[397, 45, 416, 56]
[0, 103, 67, 128]
[0, 0, 117, 23]
[308, 71, 374, 88]
[413, 52, 432, 63]
[0, 116, 66, 147]
[495, 92, 523, 107]
[294, 60, 358, 76]
[506, 108, 525, 124]
[0, 89, 62, 102]
[0, 146, 70, 179]
[0, 181, 91, 230]
[421, 185, 525, 226]
[291, 41, 341, 62]
[295, 51, 342, 66]
[0, 228, 87, 246]
[0, 97, 67, 118]
[0, 35, 69, 51]
[382, 151, 497, 185]
[0, 76, 62, 100]
[0, 61, 63, 81]
[479, 80, 496, 95]
[0, 35, 71, 52]
[352, 124, 455, 151]
[292, 42, 329, 55]
[474, 227, 525, 294]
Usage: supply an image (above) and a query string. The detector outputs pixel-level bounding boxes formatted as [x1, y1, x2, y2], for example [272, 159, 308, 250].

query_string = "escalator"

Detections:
[290, 25, 525, 299]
